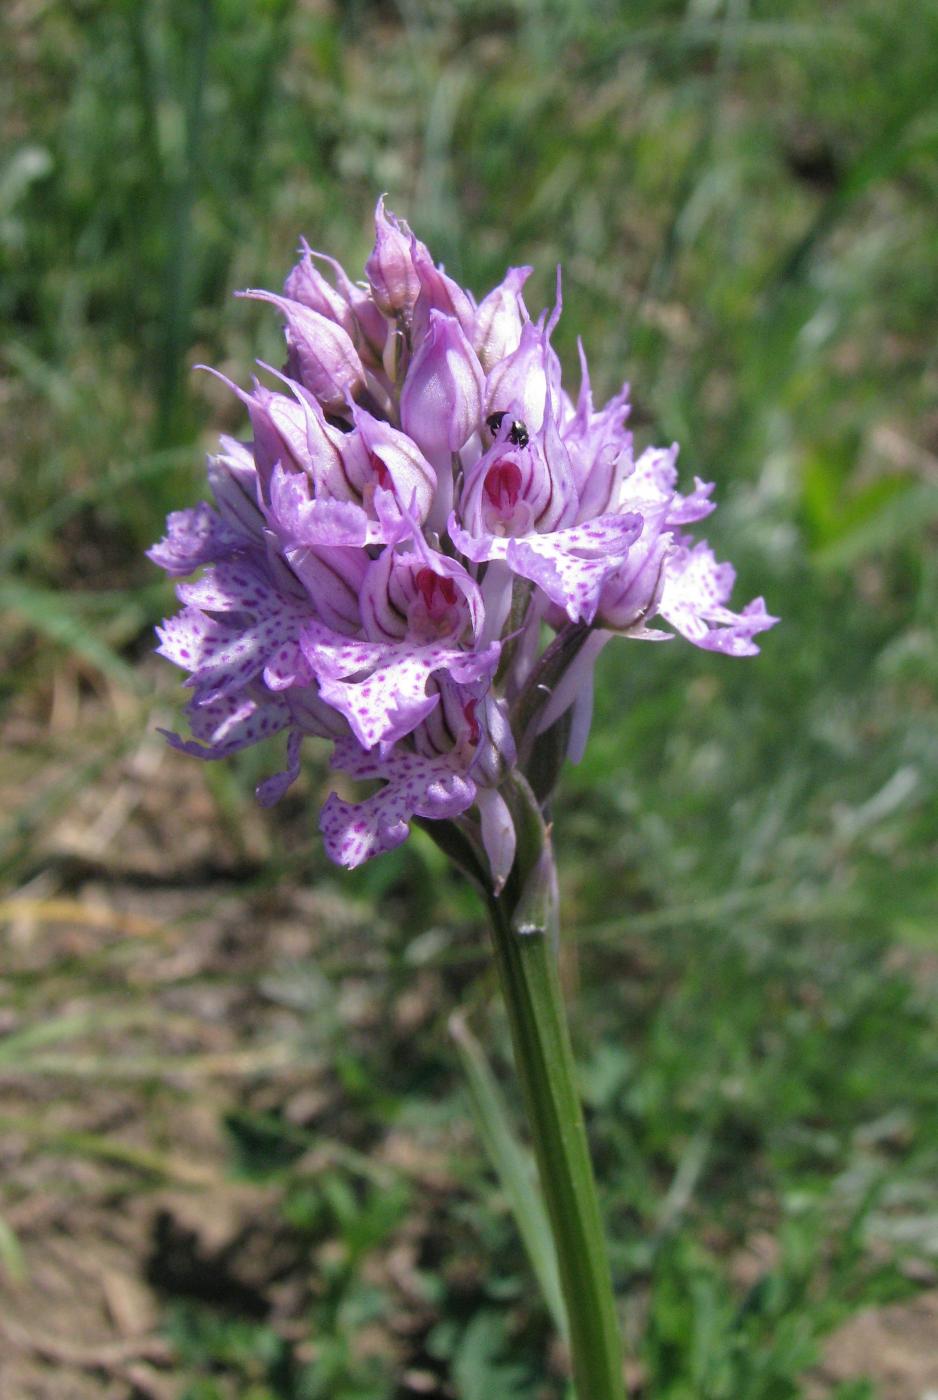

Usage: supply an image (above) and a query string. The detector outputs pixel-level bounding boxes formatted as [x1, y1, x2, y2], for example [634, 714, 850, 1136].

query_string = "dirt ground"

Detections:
[1, 687, 465, 1396]
[2, 696, 937, 1398]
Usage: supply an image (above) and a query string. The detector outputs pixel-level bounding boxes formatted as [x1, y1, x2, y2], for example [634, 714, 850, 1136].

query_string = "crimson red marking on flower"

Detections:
[463, 699, 480, 745]
[415, 568, 458, 621]
[484, 459, 523, 516]
[368, 451, 391, 489]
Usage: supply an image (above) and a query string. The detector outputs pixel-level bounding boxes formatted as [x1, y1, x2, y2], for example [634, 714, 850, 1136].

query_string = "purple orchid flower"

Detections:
[149, 198, 777, 879]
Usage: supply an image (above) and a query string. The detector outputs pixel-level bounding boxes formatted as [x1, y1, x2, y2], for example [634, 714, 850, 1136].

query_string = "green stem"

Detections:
[486, 889, 625, 1400]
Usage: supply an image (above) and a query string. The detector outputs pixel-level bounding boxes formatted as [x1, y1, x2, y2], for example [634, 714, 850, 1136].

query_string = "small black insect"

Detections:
[485, 411, 529, 448]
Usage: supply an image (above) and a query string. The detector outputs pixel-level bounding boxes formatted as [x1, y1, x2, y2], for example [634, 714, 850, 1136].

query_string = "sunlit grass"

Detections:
[2, 0, 938, 1394]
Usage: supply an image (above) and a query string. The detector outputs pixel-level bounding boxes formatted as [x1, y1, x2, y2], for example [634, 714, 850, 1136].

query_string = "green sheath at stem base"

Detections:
[486, 891, 625, 1400]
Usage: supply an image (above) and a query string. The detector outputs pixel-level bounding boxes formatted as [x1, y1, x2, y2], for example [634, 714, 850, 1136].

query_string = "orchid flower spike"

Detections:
[149, 198, 777, 888]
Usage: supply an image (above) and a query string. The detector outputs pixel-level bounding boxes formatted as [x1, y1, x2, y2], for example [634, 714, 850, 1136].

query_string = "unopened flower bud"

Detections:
[239, 291, 365, 414]
[400, 310, 484, 461]
[285, 241, 357, 337]
[484, 320, 553, 433]
[410, 239, 477, 345]
[365, 196, 421, 317]
[473, 266, 532, 373]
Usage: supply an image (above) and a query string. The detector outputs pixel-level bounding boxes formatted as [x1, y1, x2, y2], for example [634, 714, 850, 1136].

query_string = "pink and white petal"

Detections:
[305, 631, 500, 751]
[156, 608, 230, 673]
[319, 745, 477, 868]
[449, 511, 642, 623]
[625, 447, 715, 525]
[669, 475, 715, 526]
[263, 637, 313, 691]
[317, 657, 441, 750]
[505, 513, 644, 622]
[657, 539, 735, 636]
[658, 540, 778, 655]
[188, 692, 289, 747]
[178, 562, 278, 617]
[690, 598, 778, 656]
[630, 445, 679, 498]
[300, 619, 393, 681]
[550, 513, 646, 559]
[191, 616, 296, 698]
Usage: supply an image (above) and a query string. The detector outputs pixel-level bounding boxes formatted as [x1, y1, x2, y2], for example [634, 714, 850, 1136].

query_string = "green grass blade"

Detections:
[0, 580, 143, 692]
[450, 1010, 568, 1341]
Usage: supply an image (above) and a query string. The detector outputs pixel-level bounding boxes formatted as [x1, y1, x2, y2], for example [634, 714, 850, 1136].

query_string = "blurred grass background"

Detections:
[2, 0, 938, 1396]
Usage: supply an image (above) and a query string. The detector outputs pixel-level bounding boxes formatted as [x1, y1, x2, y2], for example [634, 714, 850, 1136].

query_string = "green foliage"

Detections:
[4, 0, 938, 1394]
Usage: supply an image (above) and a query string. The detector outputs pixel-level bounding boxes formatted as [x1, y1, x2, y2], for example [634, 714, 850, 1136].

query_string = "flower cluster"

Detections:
[150, 199, 776, 881]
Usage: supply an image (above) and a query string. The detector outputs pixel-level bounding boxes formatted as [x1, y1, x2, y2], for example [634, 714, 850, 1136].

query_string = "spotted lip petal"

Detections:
[657, 537, 778, 655]
[450, 511, 643, 624]
[622, 445, 716, 527]
[320, 740, 478, 868]
[161, 691, 291, 756]
[300, 617, 500, 752]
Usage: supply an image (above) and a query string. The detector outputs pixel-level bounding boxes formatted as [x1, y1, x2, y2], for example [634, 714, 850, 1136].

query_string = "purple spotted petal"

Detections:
[148, 504, 244, 577]
[625, 445, 716, 526]
[176, 560, 280, 616]
[300, 618, 499, 750]
[320, 740, 477, 868]
[160, 691, 292, 759]
[159, 559, 313, 702]
[450, 512, 643, 623]
[658, 538, 779, 656]
[195, 617, 302, 699]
